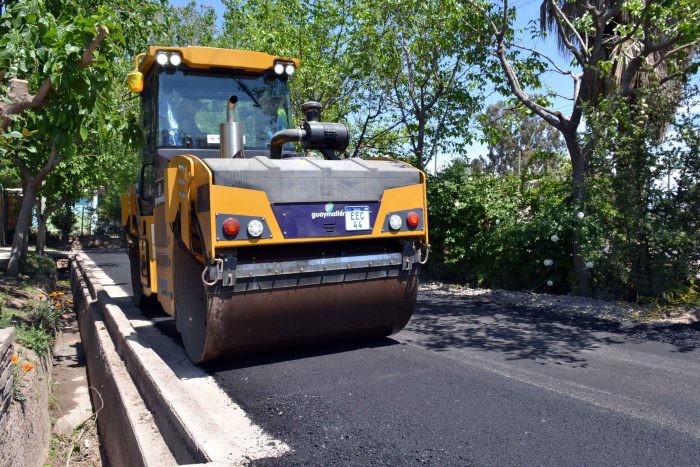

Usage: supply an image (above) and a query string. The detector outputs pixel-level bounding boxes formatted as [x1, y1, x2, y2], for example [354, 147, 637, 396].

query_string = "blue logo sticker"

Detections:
[325, 202, 334, 213]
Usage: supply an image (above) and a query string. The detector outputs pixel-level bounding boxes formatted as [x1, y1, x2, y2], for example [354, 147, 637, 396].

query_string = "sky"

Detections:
[168, 0, 582, 170]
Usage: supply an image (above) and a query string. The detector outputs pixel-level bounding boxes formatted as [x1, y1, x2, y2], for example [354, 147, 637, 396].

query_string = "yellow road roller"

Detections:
[121, 46, 429, 363]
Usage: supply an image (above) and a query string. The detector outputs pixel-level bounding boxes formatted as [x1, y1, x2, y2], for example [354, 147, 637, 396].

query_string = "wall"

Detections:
[0, 327, 15, 428]
[0, 328, 52, 467]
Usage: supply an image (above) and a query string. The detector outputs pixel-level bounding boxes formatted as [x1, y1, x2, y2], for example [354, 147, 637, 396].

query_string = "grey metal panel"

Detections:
[203, 156, 421, 203]
[221, 252, 408, 293]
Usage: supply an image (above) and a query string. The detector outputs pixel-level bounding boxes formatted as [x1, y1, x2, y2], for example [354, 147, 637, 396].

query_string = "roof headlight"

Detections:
[284, 63, 295, 76]
[273, 62, 285, 75]
[155, 52, 169, 66]
[169, 53, 182, 67]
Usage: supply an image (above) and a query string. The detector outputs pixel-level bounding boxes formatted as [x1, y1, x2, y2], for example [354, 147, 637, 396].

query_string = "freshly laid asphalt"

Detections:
[83, 250, 700, 466]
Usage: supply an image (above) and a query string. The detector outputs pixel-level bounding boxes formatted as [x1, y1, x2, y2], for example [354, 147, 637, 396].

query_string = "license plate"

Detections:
[345, 206, 370, 231]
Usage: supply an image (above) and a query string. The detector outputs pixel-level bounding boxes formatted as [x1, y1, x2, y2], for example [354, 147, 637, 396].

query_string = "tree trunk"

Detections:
[36, 207, 47, 256]
[562, 130, 592, 296]
[6, 180, 37, 275]
[35, 196, 67, 256]
[416, 119, 426, 171]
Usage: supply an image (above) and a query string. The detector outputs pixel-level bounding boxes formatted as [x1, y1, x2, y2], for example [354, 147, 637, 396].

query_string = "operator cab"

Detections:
[141, 62, 294, 160]
[129, 47, 300, 213]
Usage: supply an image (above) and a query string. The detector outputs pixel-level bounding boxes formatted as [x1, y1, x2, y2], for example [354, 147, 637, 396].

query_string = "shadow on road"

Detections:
[405, 296, 626, 368]
[112, 295, 399, 372]
[406, 294, 699, 367]
[204, 337, 400, 372]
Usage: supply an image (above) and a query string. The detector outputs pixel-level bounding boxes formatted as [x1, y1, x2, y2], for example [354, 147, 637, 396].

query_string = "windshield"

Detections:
[157, 68, 291, 149]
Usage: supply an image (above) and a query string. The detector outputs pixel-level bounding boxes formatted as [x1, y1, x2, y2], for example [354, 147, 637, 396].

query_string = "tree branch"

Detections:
[79, 25, 109, 68]
[35, 146, 61, 187]
[547, 0, 587, 63]
[1, 25, 110, 130]
[507, 42, 573, 75]
[0, 78, 52, 129]
[7, 152, 31, 180]
[650, 39, 700, 68]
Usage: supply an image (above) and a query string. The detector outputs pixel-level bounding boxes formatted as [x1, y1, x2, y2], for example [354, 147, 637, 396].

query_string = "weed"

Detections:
[10, 352, 36, 402]
[16, 325, 53, 355]
[22, 253, 56, 277]
[26, 299, 62, 335]
[636, 282, 700, 319]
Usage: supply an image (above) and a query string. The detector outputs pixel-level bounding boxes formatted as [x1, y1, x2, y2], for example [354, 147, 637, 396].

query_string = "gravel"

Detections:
[418, 281, 700, 349]
[419, 281, 699, 325]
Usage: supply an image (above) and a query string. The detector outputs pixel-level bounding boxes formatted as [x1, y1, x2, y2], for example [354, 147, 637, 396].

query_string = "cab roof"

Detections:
[137, 46, 300, 74]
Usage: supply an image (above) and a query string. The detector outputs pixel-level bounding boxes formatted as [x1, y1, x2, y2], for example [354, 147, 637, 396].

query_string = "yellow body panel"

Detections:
[139, 214, 157, 296]
[121, 187, 140, 237]
[208, 183, 429, 249]
[123, 155, 429, 308]
[138, 46, 300, 76]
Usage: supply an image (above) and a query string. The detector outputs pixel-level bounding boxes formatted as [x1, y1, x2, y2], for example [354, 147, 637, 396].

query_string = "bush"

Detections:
[95, 190, 124, 236]
[427, 158, 577, 292]
[427, 87, 700, 304]
[50, 205, 76, 241]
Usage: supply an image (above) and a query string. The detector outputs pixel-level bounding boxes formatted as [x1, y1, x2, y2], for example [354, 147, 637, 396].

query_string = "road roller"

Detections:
[121, 46, 429, 363]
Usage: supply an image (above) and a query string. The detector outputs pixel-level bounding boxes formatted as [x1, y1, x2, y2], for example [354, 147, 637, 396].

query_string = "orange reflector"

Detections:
[222, 218, 240, 236]
[406, 211, 420, 228]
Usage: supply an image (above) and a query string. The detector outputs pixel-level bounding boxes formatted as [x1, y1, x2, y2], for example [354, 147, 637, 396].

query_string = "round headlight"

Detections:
[388, 214, 402, 231]
[285, 63, 295, 76]
[169, 53, 182, 66]
[247, 219, 264, 238]
[273, 63, 285, 75]
[155, 52, 169, 66]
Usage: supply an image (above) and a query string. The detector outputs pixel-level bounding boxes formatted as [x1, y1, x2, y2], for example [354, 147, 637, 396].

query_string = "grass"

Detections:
[0, 252, 65, 355]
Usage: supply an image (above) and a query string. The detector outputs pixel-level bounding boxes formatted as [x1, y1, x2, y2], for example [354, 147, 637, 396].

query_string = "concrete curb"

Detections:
[71, 259, 177, 467]
[72, 251, 288, 465]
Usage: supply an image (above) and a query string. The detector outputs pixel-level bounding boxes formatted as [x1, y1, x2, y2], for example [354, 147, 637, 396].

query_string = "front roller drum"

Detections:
[173, 242, 418, 364]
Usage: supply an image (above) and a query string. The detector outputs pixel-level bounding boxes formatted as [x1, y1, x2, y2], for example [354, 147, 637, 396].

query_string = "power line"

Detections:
[511, 0, 541, 9]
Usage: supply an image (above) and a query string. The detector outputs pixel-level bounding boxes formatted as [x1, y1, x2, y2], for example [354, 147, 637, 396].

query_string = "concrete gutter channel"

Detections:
[70, 251, 289, 466]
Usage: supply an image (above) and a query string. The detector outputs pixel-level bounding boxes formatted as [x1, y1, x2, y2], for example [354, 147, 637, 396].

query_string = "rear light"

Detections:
[406, 211, 420, 228]
[388, 214, 402, 230]
[247, 219, 264, 237]
[222, 217, 240, 236]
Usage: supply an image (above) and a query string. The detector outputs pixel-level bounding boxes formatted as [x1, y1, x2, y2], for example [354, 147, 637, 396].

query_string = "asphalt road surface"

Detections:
[84, 250, 700, 466]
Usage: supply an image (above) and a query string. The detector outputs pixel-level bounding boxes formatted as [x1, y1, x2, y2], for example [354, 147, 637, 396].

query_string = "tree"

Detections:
[582, 84, 700, 298]
[222, 0, 393, 156]
[0, 0, 164, 274]
[480, 101, 565, 176]
[371, 0, 489, 171]
[471, 0, 700, 294]
[161, 1, 220, 47]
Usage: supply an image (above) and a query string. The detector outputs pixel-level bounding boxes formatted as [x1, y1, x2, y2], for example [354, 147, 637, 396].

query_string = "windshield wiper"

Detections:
[234, 78, 263, 109]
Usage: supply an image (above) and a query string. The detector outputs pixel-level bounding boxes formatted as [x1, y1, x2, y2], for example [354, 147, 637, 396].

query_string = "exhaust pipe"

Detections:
[220, 95, 244, 158]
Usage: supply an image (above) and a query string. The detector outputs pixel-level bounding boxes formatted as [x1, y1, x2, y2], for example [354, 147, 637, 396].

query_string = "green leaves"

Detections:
[427, 157, 576, 291]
